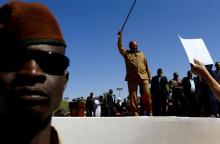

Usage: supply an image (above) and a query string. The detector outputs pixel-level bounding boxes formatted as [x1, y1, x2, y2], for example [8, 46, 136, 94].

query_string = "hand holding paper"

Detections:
[179, 35, 214, 65]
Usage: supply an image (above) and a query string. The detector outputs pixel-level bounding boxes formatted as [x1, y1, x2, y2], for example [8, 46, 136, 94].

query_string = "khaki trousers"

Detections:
[127, 79, 151, 115]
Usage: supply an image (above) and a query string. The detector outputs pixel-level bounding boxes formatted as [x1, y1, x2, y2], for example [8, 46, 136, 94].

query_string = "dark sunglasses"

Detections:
[0, 50, 69, 75]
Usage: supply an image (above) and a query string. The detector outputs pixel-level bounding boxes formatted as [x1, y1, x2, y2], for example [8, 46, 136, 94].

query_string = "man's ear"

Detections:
[64, 71, 69, 81]
[62, 71, 69, 91]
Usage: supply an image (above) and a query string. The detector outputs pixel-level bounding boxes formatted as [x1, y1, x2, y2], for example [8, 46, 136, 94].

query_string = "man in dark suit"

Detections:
[151, 68, 169, 116]
[105, 89, 115, 116]
[182, 71, 199, 116]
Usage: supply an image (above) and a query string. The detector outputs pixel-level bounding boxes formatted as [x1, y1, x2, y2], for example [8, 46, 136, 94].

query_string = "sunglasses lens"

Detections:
[0, 51, 69, 75]
[0, 53, 25, 71]
[35, 51, 69, 75]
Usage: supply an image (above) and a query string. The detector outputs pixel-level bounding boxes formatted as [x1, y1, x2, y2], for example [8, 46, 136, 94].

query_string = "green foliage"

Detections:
[56, 100, 70, 113]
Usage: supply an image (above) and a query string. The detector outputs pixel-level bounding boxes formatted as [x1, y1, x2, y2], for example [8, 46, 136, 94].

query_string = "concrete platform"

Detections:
[52, 116, 220, 144]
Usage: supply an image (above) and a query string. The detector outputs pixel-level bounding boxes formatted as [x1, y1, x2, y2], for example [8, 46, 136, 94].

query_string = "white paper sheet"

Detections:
[179, 35, 214, 65]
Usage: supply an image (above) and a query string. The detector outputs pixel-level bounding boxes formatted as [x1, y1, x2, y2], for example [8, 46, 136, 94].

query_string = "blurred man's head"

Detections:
[187, 71, 193, 78]
[0, 1, 69, 124]
[173, 72, 179, 80]
[90, 92, 93, 97]
[129, 41, 138, 52]
[157, 68, 163, 77]
[109, 89, 113, 94]
[215, 62, 220, 71]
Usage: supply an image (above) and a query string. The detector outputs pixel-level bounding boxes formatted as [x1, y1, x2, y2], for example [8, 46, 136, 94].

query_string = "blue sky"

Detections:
[1, 0, 220, 100]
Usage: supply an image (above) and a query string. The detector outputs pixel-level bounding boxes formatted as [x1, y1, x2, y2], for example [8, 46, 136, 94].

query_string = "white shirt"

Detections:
[190, 79, 195, 92]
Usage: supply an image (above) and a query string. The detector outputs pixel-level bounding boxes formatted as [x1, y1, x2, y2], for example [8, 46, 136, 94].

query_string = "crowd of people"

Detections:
[150, 65, 220, 117]
[1, 1, 220, 143]
[84, 90, 129, 117]
[65, 62, 220, 117]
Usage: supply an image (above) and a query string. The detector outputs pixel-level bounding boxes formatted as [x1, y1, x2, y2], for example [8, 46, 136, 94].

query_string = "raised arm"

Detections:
[117, 31, 126, 56]
[191, 59, 220, 101]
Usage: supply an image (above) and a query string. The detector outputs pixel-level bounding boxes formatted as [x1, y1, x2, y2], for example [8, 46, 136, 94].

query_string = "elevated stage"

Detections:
[52, 117, 220, 144]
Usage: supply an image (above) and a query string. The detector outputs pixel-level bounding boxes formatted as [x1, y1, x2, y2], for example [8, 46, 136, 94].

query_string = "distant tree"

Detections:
[55, 100, 70, 115]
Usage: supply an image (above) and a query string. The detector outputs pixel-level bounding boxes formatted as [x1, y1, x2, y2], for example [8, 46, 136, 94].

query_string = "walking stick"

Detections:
[120, 0, 137, 32]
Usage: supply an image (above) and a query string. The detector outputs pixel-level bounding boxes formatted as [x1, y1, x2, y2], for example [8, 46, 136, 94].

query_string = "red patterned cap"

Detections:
[0, 1, 66, 47]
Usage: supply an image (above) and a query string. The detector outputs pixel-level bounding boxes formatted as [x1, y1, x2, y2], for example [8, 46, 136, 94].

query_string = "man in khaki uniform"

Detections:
[117, 31, 151, 116]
